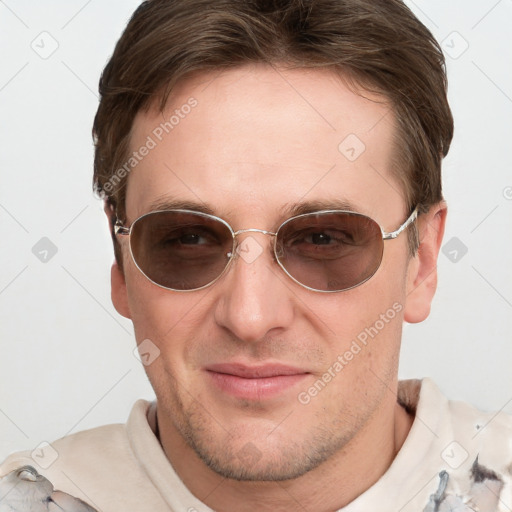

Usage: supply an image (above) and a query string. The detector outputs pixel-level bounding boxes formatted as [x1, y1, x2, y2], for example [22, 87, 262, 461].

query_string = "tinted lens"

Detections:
[130, 211, 233, 290]
[276, 212, 384, 291]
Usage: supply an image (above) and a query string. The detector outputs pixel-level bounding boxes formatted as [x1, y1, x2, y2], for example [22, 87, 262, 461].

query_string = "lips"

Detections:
[205, 363, 309, 400]
[206, 363, 306, 378]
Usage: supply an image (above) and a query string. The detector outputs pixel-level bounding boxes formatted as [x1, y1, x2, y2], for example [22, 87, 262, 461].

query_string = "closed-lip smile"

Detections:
[205, 362, 309, 400]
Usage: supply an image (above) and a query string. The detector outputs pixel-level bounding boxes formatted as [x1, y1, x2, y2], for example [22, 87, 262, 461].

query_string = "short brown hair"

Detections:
[93, 0, 453, 262]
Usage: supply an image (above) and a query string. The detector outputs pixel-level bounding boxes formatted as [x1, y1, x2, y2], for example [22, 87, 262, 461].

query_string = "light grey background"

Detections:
[0, 0, 511, 460]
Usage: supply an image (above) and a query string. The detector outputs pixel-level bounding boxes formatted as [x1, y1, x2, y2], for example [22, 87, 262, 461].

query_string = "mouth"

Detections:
[205, 363, 310, 400]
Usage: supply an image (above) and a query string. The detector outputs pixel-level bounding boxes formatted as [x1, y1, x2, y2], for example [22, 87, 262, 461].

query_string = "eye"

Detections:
[176, 231, 211, 245]
[306, 231, 351, 245]
[158, 226, 221, 247]
[288, 228, 354, 247]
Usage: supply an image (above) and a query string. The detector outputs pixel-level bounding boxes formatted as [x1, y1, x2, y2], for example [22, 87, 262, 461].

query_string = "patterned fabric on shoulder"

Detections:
[0, 465, 97, 512]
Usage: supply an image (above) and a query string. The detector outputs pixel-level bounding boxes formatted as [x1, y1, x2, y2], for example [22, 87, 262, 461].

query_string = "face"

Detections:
[113, 64, 429, 481]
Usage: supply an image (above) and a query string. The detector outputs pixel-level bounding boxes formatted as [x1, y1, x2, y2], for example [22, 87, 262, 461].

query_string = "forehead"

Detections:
[125, 64, 403, 226]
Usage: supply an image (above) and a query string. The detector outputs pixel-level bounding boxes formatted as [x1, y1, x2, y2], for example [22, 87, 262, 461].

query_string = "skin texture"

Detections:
[111, 64, 446, 511]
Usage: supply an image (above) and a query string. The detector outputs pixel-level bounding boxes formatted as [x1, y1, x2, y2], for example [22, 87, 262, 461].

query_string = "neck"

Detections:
[156, 393, 414, 511]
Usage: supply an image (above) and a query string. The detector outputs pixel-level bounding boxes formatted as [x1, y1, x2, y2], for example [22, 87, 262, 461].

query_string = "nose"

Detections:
[213, 232, 295, 343]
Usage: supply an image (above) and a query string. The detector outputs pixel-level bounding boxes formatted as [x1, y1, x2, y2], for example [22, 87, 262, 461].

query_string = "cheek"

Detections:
[124, 253, 193, 336]
[304, 280, 406, 424]
[320, 272, 406, 347]
[124, 259, 215, 371]
[312, 242, 409, 373]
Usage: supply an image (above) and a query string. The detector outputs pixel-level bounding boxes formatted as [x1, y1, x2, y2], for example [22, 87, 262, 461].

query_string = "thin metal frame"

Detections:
[115, 206, 419, 293]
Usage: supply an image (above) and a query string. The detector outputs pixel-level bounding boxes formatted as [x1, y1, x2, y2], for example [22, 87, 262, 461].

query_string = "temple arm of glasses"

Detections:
[114, 222, 130, 236]
[382, 206, 419, 240]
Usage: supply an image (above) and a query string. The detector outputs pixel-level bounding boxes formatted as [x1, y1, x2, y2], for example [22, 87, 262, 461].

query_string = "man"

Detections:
[1, 0, 511, 511]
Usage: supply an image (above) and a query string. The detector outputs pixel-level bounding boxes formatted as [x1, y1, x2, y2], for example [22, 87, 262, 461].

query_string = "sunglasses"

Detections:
[114, 207, 418, 293]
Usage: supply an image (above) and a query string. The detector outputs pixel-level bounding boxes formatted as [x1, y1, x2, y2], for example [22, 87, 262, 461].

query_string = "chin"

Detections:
[193, 440, 327, 482]
[177, 409, 354, 482]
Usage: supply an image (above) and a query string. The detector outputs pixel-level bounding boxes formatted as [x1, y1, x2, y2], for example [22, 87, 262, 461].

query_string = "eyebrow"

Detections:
[146, 197, 361, 223]
[284, 199, 359, 216]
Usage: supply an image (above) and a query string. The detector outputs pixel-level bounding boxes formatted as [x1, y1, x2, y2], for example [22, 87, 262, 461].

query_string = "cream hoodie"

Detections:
[1, 378, 511, 511]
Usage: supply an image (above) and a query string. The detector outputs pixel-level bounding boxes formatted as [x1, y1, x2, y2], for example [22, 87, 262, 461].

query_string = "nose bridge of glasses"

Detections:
[228, 228, 279, 262]
[233, 228, 277, 238]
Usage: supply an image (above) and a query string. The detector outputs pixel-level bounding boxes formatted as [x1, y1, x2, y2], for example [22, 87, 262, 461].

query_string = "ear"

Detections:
[103, 199, 117, 233]
[111, 261, 132, 319]
[403, 202, 447, 323]
[103, 200, 132, 319]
